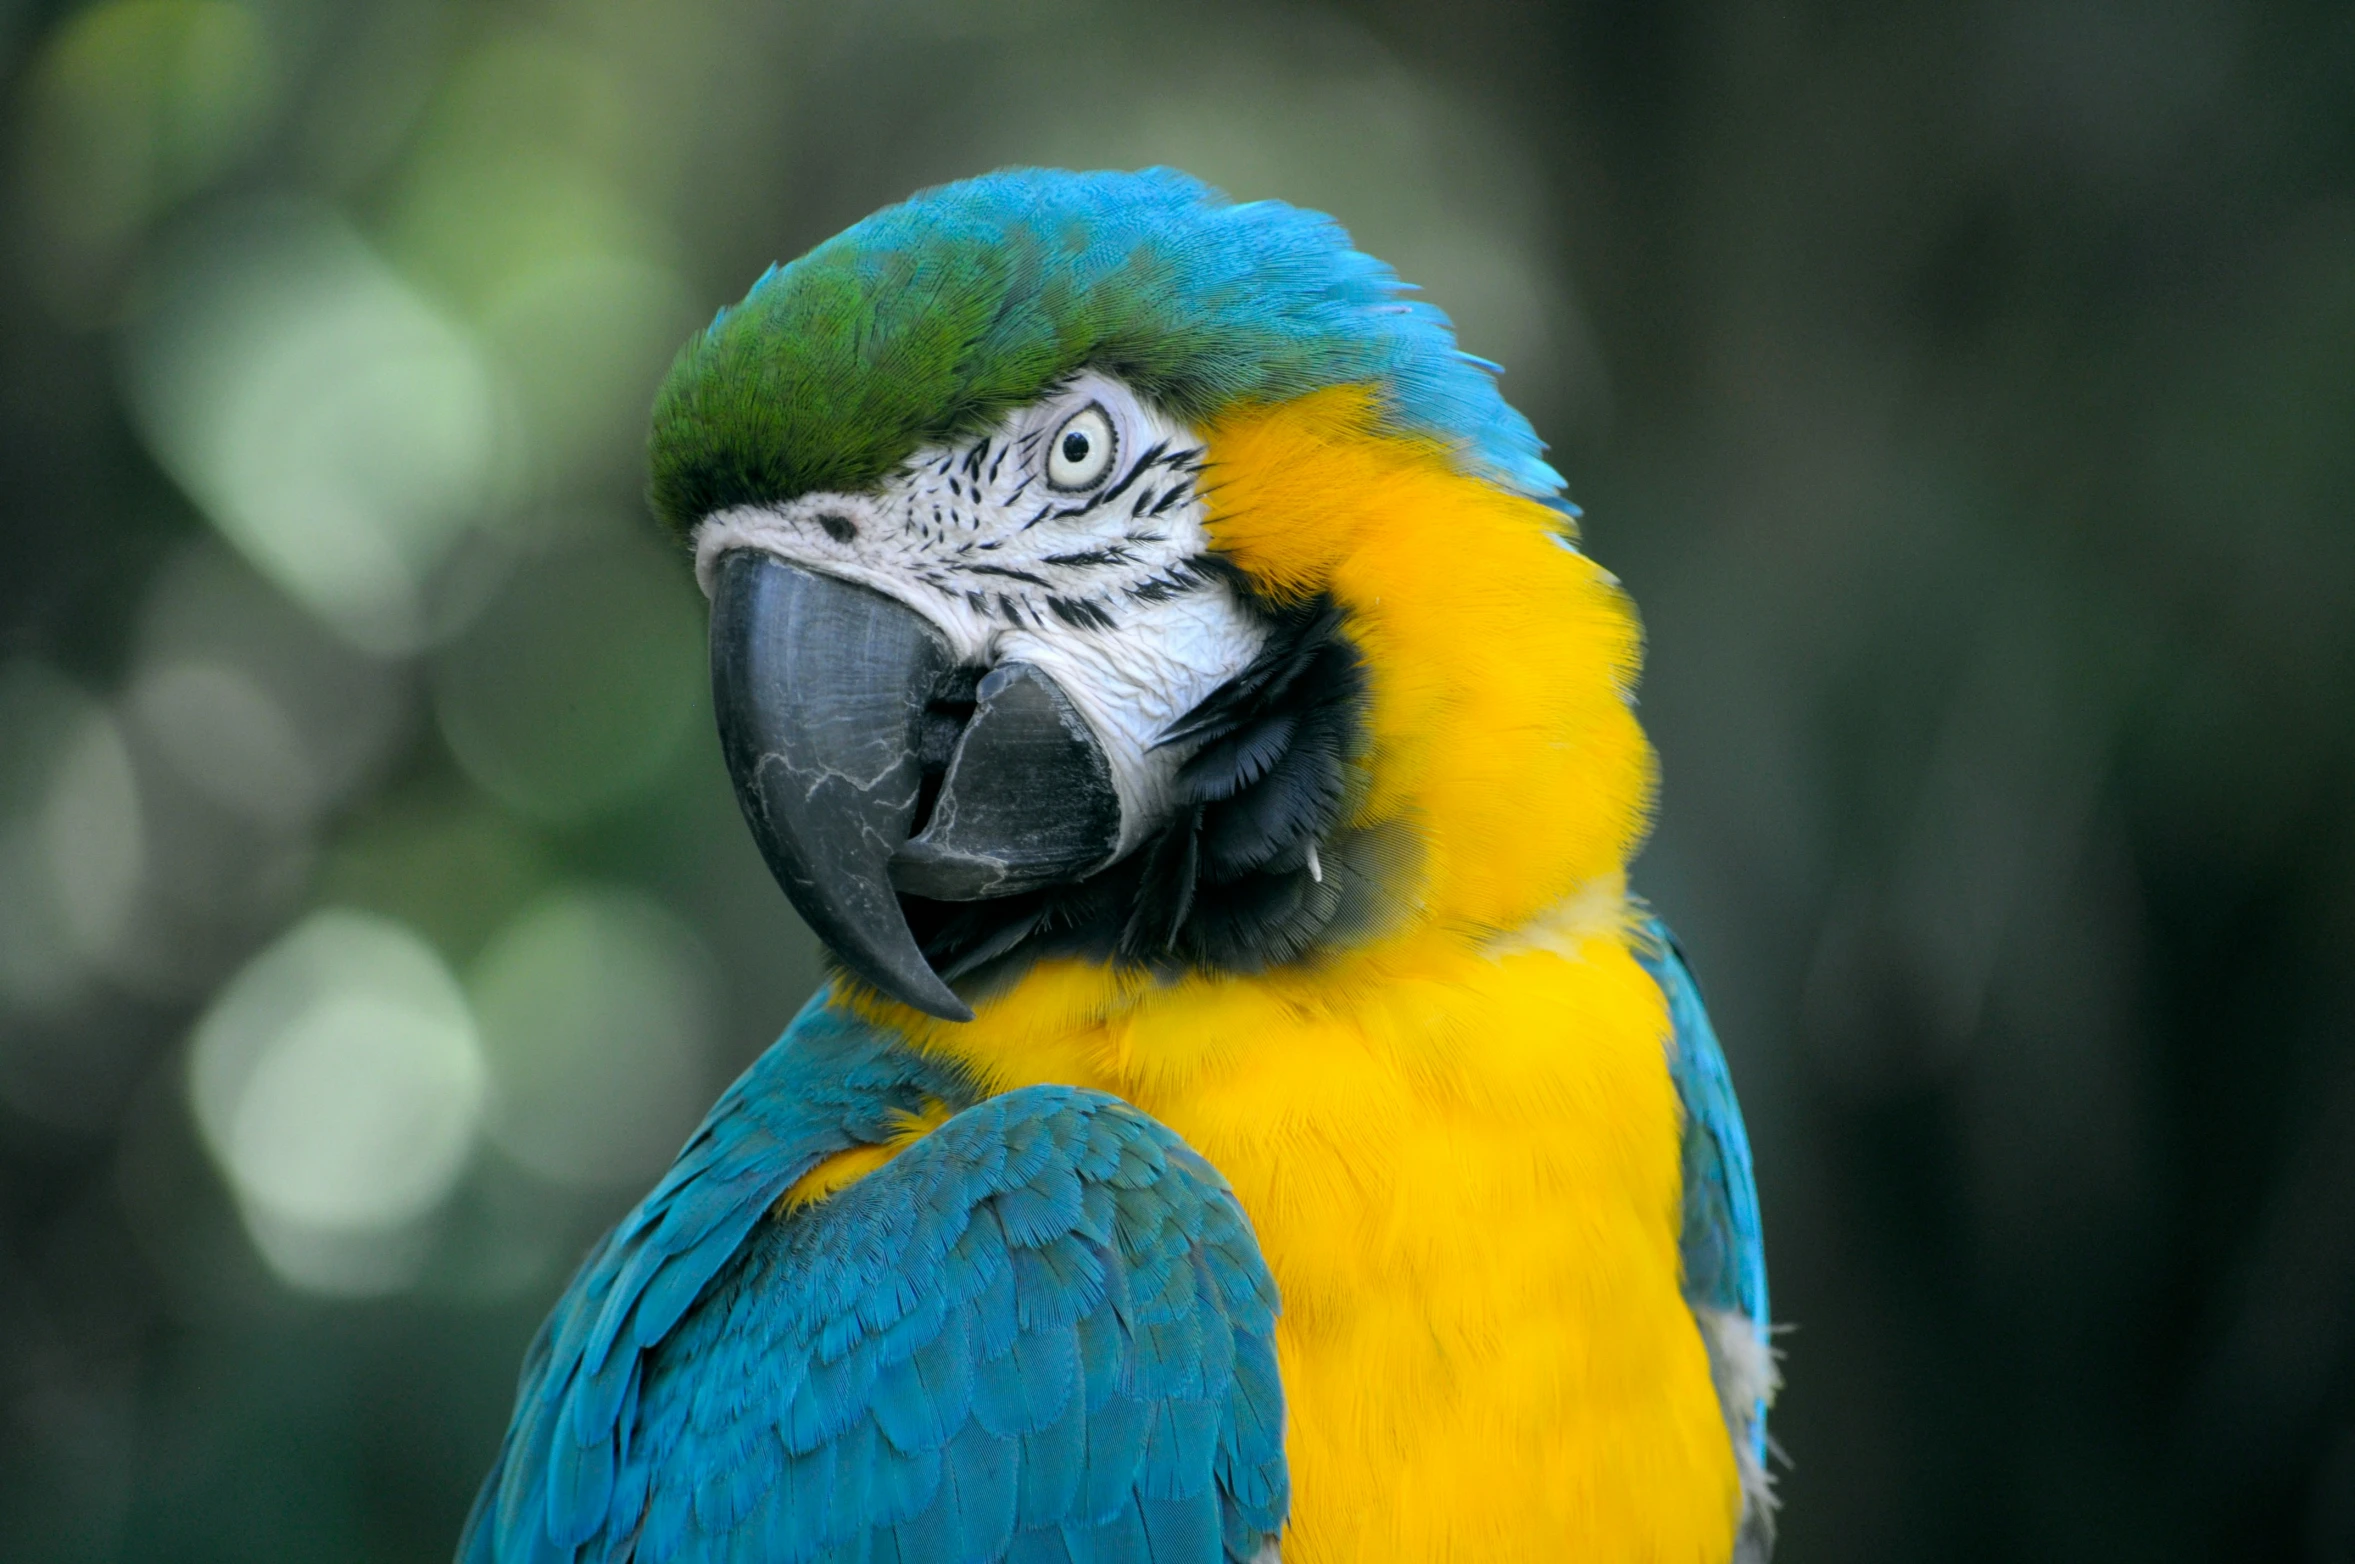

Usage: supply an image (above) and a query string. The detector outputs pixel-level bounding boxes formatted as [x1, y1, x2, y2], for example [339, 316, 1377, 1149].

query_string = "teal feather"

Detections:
[1071, 1494, 1154, 1562]
[1072, 1388, 1151, 1523]
[1013, 1234, 1105, 1326]
[1139, 1400, 1219, 1501]
[939, 1417, 1023, 1559]
[547, 1392, 613, 1547]
[1137, 1493, 1222, 1559]
[867, 1433, 942, 1528]
[973, 1246, 1022, 1360]
[869, 1307, 970, 1453]
[1075, 1299, 1126, 1414]
[642, 1476, 692, 1561]
[1014, 1394, 1087, 1528]
[1008, 1524, 1081, 1564]
[971, 1322, 1080, 1437]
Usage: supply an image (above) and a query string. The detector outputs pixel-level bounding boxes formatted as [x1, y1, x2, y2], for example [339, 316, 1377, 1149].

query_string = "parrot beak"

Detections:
[709, 552, 1124, 1022]
[710, 552, 973, 1021]
[888, 660, 1123, 901]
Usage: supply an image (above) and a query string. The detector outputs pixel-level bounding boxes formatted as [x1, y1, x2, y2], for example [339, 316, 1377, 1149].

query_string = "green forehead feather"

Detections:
[647, 167, 1562, 534]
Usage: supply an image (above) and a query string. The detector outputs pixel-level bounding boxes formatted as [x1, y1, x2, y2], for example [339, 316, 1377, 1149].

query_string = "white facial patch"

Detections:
[692, 372, 1268, 857]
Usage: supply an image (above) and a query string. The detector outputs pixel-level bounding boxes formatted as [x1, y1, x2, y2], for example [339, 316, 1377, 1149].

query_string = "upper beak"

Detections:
[710, 552, 970, 1020]
[709, 552, 1123, 1021]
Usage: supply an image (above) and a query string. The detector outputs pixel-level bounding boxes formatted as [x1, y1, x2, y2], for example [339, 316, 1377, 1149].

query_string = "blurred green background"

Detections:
[1, 0, 2351, 1558]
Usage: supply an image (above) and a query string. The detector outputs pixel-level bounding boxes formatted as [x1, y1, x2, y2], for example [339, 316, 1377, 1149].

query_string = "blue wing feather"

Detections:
[1631, 916, 1773, 1484]
[460, 989, 1286, 1564]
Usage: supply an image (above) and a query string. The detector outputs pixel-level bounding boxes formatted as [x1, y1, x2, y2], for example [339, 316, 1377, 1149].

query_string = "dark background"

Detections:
[3, 0, 2352, 1558]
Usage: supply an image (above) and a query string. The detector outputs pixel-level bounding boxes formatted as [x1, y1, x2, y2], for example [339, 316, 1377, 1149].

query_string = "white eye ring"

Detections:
[1045, 403, 1118, 491]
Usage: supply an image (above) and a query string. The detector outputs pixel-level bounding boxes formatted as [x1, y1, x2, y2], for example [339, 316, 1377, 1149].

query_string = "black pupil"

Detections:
[1061, 430, 1091, 464]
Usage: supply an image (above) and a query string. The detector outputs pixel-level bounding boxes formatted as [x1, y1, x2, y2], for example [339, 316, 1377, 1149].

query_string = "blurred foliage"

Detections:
[0, 0, 2351, 1559]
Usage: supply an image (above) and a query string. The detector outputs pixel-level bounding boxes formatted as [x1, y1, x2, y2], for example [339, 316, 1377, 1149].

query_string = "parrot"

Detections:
[460, 167, 1775, 1564]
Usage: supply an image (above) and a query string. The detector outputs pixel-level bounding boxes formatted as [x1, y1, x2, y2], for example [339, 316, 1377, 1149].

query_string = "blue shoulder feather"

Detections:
[460, 991, 1286, 1564]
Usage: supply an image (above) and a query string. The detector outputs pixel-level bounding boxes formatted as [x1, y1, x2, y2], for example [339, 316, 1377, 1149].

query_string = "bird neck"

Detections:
[1204, 384, 1655, 939]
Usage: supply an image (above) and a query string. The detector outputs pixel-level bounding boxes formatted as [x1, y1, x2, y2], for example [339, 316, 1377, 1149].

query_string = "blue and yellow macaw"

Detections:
[462, 168, 1774, 1564]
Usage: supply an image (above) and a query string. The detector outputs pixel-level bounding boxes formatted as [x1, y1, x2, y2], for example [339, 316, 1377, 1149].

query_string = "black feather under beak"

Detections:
[709, 552, 1122, 1021]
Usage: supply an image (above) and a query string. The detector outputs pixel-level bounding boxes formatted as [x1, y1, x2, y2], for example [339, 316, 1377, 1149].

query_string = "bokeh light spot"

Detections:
[432, 533, 703, 823]
[121, 201, 505, 654]
[187, 909, 486, 1296]
[43, 702, 146, 975]
[470, 887, 715, 1189]
[131, 538, 412, 823]
[0, 663, 142, 1014]
[478, 249, 698, 485]
[986, 24, 1604, 432]
[16, 0, 280, 314]
[130, 660, 318, 825]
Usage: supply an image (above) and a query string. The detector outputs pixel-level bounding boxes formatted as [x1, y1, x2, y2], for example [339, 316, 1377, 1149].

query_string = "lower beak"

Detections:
[889, 660, 1123, 900]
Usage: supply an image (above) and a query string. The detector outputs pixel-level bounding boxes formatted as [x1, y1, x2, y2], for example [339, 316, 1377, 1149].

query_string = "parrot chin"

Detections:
[709, 550, 1123, 1022]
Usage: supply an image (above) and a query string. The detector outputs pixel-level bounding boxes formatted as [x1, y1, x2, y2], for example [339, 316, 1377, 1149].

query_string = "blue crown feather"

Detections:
[649, 167, 1563, 530]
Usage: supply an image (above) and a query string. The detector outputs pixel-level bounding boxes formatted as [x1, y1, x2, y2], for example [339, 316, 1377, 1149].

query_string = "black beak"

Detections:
[709, 552, 1126, 1021]
[710, 553, 972, 1020]
[890, 661, 1122, 900]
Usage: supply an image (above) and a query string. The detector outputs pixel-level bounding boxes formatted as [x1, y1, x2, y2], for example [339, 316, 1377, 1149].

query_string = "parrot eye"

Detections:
[1045, 404, 1117, 491]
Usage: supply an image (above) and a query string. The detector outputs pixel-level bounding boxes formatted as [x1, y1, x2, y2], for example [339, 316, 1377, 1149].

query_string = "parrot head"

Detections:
[652, 168, 1651, 1024]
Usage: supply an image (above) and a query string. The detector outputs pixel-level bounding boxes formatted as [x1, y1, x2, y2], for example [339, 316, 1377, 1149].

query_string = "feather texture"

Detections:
[1634, 917, 1777, 1558]
[459, 993, 1285, 1564]
[650, 169, 1563, 536]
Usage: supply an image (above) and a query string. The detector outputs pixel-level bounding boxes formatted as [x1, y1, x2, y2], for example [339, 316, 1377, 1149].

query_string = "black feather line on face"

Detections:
[901, 587, 1372, 990]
